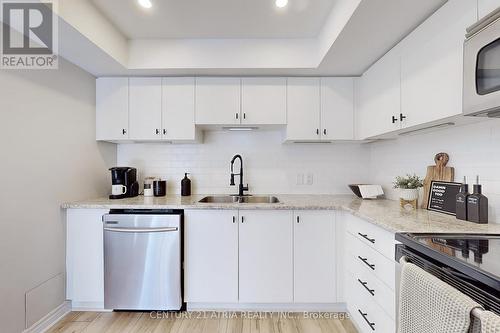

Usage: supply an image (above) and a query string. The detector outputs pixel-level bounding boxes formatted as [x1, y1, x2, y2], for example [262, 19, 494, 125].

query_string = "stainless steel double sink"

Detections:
[198, 195, 280, 204]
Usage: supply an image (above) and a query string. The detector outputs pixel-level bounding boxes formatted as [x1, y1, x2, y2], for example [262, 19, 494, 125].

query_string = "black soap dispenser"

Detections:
[456, 176, 470, 221]
[467, 175, 488, 224]
[181, 173, 191, 196]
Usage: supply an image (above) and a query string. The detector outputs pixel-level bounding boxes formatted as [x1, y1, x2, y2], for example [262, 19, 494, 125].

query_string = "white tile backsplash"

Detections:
[117, 120, 500, 223]
[117, 130, 372, 195]
[368, 119, 500, 223]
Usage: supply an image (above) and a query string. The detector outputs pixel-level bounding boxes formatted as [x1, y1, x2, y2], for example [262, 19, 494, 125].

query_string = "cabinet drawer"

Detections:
[347, 255, 396, 320]
[346, 214, 395, 260]
[347, 275, 395, 333]
[346, 233, 396, 290]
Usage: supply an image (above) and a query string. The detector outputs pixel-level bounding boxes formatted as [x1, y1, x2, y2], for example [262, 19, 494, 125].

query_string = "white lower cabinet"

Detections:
[294, 211, 336, 303]
[239, 210, 293, 303]
[184, 210, 239, 303]
[184, 209, 336, 305]
[343, 213, 396, 333]
[66, 209, 107, 309]
[67, 207, 399, 317]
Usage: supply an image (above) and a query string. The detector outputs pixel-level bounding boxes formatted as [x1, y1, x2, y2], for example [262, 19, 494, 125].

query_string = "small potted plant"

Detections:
[393, 174, 424, 201]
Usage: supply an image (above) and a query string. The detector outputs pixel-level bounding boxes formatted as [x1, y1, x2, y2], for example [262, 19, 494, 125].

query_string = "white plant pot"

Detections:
[399, 188, 419, 201]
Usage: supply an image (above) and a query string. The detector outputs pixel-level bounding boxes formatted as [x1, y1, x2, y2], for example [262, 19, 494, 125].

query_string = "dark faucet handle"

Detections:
[230, 174, 235, 186]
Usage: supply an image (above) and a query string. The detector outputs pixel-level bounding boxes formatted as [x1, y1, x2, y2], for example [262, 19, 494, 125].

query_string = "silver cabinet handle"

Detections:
[104, 227, 178, 233]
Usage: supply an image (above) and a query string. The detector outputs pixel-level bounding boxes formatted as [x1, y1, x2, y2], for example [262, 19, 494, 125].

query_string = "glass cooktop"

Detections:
[401, 234, 500, 282]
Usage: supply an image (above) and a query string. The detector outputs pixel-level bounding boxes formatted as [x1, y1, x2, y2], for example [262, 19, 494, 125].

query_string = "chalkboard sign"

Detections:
[427, 181, 462, 215]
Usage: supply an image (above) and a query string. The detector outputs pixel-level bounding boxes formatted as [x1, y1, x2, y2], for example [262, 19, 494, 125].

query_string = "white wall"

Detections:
[117, 131, 371, 195]
[0, 59, 115, 333]
[369, 120, 500, 223]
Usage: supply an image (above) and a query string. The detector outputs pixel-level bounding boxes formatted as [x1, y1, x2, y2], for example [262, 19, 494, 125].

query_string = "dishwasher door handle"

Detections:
[104, 227, 178, 233]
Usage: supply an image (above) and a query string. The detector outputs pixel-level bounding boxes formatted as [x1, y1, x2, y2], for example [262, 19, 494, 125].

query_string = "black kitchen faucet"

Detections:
[230, 154, 249, 196]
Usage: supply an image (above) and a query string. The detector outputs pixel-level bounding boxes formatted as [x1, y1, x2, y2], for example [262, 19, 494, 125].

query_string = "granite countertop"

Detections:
[62, 194, 500, 234]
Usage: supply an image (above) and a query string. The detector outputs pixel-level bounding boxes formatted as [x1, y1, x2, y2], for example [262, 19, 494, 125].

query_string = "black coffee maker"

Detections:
[109, 167, 139, 199]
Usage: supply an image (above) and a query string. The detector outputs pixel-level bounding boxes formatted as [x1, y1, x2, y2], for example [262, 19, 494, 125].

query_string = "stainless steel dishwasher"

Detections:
[103, 209, 182, 311]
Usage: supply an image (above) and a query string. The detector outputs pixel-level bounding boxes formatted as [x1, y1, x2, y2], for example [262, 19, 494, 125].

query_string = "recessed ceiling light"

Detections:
[138, 0, 152, 9]
[275, 0, 288, 8]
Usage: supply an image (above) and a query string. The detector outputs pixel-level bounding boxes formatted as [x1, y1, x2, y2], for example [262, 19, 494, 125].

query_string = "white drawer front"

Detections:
[346, 232, 396, 290]
[346, 214, 395, 260]
[347, 274, 396, 333]
[347, 255, 396, 320]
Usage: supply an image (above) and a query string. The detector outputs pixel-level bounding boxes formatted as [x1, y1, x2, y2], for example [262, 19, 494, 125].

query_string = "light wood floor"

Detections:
[47, 311, 358, 333]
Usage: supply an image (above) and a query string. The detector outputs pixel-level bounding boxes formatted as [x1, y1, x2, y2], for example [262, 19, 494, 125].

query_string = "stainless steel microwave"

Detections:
[463, 7, 500, 117]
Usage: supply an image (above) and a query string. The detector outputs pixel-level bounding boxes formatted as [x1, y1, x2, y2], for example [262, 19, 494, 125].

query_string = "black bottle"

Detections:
[181, 173, 191, 196]
[456, 176, 469, 221]
[467, 176, 488, 224]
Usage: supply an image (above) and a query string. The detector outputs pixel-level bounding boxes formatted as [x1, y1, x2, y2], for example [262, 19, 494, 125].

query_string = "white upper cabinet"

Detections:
[286, 77, 321, 141]
[195, 77, 241, 125]
[320, 77, 354, 140]
[400, 0, 477, 129]
[294, 211, 336, 303]
[239, 210, 293, 303]
[355, 46, 402, 140]
[478, 0, 500, 20]
[162, 77, 198, 141]
[96, 78, 129, 141]
[241, 77, 287, 125]
[129, 77, 162, 140]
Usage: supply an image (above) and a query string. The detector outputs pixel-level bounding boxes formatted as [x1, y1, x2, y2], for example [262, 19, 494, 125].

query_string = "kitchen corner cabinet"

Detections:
[241, 77, 287, 125]
[66, 209, 107, 309]
[400, 0, 477, 129]
[129, 77, 162, 140]
[294, 211, 336, 303]
[239, 210, 293, 303]
[286, 77, 355, 142]
[320, 77, 355, 140]
[195, 77, 241, 125]
[354, 46, 402, 140]
[286, 78, 321, 141]
[184, 210, 239, 303]
[96, 78, 129, 141]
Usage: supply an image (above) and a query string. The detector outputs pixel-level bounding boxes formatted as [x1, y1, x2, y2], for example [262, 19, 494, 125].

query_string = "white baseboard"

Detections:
[187, 303, 348, 312]
[70, 301, 110, 312]
[23, 300, 71, 333]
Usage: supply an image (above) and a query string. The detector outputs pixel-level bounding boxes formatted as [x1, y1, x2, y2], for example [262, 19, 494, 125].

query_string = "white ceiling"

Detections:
[55, 0, 449, 76]
[91, 0, 336, 39]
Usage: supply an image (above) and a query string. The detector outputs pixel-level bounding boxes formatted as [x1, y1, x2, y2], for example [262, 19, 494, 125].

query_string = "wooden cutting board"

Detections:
[422, 152, 454, 209]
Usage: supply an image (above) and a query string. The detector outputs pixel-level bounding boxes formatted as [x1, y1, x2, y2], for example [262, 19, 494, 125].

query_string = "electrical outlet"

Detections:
[296, 173, 304, 185]
[306, 173, 314, 185]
